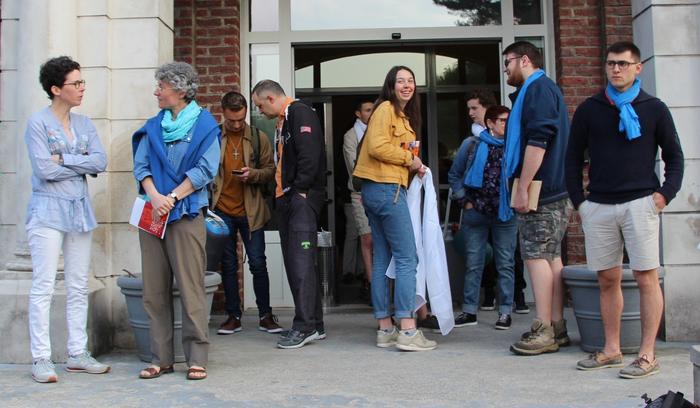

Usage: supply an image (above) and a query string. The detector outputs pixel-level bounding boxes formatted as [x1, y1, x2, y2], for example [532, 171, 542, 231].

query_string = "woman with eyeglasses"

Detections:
[448, 105, 519, 330]
[132, 61, 220, 381]
[353, 65, 437, 351]
[25, 56, 109, 383]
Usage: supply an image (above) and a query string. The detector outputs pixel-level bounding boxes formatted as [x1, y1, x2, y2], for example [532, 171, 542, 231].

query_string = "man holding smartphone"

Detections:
[210, 91, 282, 335]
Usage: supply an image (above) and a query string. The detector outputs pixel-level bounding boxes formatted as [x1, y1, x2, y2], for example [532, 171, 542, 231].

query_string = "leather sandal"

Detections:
[186, 366, 207, 380]
[139, 365, 174, 379]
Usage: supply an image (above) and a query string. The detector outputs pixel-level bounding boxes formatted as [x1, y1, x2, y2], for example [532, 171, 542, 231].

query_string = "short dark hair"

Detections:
[39, 56, 81, 100]
[503, 41, 543, 69]
[355, 96, 375, 112]
[221, 91, 247, 111]
[466, 89, 496, 109]
[484, 105, 511, 124]
[606, 41, 641, 61]
[251, 79, 286, 97]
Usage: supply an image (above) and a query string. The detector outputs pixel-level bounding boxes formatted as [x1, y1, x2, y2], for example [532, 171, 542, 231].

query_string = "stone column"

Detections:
[0, 0, 175, 362]
[632, 1, 700, 341]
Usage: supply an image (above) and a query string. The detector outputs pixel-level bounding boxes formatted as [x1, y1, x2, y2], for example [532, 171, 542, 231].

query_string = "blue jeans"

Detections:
[361, 180, 417, 319]
[461, 209, 517, 315]
[215, 211, 271, 318]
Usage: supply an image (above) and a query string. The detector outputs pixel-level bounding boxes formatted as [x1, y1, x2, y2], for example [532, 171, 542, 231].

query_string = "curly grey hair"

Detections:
[155, 61, 199, 102]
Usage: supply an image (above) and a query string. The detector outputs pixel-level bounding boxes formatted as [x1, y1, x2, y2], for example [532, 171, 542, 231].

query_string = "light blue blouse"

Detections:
[24, 107, 107, 232]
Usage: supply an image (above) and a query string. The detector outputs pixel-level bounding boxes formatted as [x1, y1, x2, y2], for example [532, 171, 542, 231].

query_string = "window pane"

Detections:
[435, 43, 501, 86]
[250, 44, 279, 149]
[514, 0, 543, 25]
[295, 65, 314, 89]
[291, 0, 501, 30]
[251, 0, 279, 32]
[515, 36, 545, 67]
[319, 52, 426, 88]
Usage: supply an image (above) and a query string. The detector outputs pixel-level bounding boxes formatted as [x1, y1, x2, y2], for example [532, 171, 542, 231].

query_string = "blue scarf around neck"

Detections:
[605, 78, 641, 141]
[161, 100, 202, 143]
[499, 69, 545, 222]
[464, 129, 504, 188]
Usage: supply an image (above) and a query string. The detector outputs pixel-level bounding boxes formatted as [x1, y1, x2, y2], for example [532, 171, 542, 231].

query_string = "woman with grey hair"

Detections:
[131, 61, 220, 380]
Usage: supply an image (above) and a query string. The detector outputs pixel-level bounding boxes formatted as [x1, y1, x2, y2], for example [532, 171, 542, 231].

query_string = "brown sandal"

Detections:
[186, 366, 207, 380]
[139, 365, 174, 379]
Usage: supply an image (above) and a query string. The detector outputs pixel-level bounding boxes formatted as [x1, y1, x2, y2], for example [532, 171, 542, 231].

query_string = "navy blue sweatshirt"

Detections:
[508, 74, 570, 205]
[565, 89, 684, 209]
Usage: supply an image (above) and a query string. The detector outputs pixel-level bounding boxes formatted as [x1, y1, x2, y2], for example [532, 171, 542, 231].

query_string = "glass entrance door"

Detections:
[294, 41, 501, 304]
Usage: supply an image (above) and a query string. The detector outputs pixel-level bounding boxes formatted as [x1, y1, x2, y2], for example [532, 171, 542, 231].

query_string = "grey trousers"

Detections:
[139, 215, 209, 367]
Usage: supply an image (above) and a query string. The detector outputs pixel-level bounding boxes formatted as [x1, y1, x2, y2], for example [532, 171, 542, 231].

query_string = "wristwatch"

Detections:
[168, 192, 179, 203]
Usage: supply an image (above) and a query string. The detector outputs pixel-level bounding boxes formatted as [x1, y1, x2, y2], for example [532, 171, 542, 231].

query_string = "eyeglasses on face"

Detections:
[605, 60, 639, 70]
[495, 117, 508, 123]
[503, 56, 522, 67]
[63, 80, 86, 89]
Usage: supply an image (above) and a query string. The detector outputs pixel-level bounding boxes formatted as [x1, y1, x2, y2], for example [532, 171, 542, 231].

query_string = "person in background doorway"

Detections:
[210, 91, 282, 336]
[26, 56, 109, 383]
[342, 97, 375, 299]
[448, 105, 517, 330]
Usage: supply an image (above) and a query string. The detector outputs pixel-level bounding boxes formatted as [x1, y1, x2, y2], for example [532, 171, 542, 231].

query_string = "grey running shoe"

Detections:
[65, 351, 111, 374]
[396, 330, 437, 352]
[510, 319, 559, 355]
[376, 327, 399, 348]
[576, 351, 624, 371]
[316, 328, 327, 340]
[32, 358, 58, 383]
[618, 355, 660, 379]
[277, 329, 318, 349]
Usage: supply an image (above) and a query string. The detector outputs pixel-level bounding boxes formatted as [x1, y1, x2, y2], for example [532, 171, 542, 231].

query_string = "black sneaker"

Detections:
[276, 329, 319, 349]
[514, 292, 530, 314]
[454, 313, 477, 327]
[479, 299, 495, 311]
[417, 315, 441, 333]
[495, 313, 512, 330]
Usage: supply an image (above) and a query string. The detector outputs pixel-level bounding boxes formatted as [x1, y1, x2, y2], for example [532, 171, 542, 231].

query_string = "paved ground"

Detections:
[0, 307, 695, 407]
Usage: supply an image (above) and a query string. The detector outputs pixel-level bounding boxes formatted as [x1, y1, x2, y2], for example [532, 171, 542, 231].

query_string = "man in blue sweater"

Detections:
[566, 42, 684, 379]
[502, 42, 573, 356]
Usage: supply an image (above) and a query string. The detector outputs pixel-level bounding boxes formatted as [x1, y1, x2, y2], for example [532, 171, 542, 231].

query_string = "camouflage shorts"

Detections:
[518, 198, 573, 261]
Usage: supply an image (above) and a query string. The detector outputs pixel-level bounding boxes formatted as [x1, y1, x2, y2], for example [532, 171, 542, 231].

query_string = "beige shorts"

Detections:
[579, 195, 660, 272]
[350, 191, 371, 236]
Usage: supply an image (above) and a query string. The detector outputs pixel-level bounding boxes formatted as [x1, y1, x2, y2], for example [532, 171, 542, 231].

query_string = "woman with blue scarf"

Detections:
[448, 106, 518, 330]
[132, 62, 220, 381]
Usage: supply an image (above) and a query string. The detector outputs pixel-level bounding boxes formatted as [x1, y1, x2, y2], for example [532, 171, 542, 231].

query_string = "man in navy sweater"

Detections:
[566, 42, 684, 379]
[503, 42, 573, 356]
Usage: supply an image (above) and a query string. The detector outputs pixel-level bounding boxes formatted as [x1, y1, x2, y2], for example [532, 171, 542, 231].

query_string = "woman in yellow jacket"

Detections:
[353, 66, 436, 351]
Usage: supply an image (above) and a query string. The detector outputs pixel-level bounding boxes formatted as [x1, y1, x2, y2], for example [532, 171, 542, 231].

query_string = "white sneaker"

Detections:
[396, 329, 437, 352]
[376, 327, 399, 348]
[65, 351, 111, 374]
[32, 358, 58, 383]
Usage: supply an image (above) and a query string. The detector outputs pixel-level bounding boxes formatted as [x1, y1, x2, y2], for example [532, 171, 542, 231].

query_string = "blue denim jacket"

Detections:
[133, 126, 220, 223]
[25, 107, 107, 232]
[447, 136, 478, 203]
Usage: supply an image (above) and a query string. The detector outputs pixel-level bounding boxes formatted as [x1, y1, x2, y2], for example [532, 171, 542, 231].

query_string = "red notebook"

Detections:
[129, 196, 169, 239]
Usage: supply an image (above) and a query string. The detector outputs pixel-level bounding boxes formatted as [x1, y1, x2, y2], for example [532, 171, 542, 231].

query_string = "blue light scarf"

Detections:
[464, 129, 504, 188]
[499, 69, 545, 222]
[161, 100, 202, 143]
[605, 78, 641, 141]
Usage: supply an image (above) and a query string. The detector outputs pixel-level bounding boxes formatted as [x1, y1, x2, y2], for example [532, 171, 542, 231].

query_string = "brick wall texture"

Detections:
[171, 1, 633, 296]
[554, 0, 632, 264]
